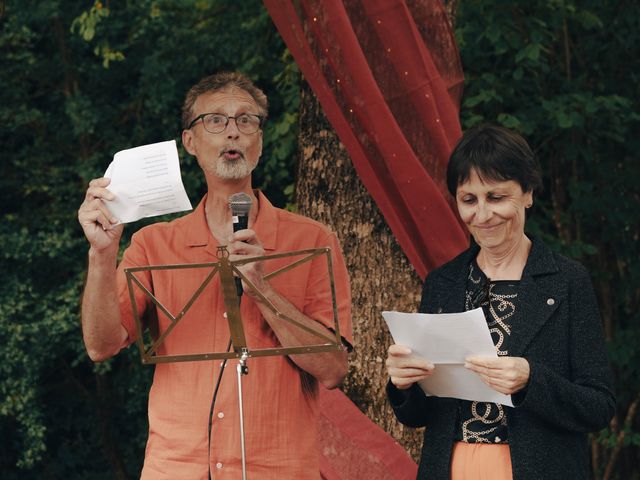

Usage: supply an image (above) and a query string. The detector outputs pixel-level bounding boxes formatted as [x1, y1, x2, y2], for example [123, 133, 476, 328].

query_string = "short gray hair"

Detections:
[181, 72, 268, 129]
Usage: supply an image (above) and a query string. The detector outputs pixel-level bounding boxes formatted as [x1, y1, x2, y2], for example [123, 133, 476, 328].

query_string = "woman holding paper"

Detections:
[385, 125, 615, 480]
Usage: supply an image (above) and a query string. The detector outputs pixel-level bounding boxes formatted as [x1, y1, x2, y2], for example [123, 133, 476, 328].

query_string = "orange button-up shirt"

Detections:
[117, 192, 352, 479]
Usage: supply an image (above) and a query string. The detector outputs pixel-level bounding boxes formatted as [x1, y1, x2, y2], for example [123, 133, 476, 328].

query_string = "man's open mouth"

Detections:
[222, 148, 243, 159]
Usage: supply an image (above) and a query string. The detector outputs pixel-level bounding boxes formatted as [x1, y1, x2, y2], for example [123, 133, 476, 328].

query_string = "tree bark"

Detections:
[296, 82, 424, 459]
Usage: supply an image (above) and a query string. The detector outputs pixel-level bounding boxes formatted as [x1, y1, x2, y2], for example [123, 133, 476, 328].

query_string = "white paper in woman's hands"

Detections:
[104, 140, 192, 224]
[382, 309, 514, 406]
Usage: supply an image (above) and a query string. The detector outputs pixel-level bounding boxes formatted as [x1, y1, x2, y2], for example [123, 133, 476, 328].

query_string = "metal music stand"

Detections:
[124, 246, 345, 479]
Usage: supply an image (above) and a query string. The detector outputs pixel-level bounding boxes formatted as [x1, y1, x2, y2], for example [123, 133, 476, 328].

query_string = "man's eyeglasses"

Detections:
[470, 278, 492, 308]
[187, 113, 264, 135]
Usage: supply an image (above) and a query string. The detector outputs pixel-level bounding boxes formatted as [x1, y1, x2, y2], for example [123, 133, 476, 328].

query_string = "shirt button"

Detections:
[223, 311, 227, 318]
[216, 462, 223, 469]
[217, 412, 224, 419]
[547, 298, 555, 306]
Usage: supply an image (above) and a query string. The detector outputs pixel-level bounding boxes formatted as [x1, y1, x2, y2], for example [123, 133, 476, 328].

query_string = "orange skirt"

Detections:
[450, 442, 513, 480]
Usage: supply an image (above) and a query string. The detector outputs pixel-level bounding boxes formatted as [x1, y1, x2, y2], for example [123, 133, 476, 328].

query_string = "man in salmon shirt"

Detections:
[78, 72, 353, 479]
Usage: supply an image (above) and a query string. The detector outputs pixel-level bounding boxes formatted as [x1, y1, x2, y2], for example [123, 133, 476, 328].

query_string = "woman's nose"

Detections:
[475, 202, 492, 222]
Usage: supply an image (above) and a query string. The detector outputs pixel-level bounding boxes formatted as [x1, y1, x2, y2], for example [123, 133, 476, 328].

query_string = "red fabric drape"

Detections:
[264, 0, 469, 281]
[264, 1, 470, 478]
[318, 387, 417, 479]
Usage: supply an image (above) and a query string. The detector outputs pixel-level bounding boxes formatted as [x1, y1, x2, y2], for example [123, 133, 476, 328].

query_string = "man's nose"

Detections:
[226, 118, 241, 138]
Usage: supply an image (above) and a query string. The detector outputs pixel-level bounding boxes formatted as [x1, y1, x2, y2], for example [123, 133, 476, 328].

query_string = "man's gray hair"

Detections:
[181, 72, 268, 129]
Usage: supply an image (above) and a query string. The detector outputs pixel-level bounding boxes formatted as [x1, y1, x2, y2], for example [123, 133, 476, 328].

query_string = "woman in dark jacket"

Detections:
[385, 125, 615, 480]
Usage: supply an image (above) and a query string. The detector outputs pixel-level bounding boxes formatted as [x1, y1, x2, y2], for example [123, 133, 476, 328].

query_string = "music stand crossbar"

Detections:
[124, 246, 345, 364]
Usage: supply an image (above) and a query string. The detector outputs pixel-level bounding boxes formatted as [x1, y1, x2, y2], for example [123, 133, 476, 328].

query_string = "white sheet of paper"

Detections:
[104, 140, 192, 224]
[382, 309, 513, 407]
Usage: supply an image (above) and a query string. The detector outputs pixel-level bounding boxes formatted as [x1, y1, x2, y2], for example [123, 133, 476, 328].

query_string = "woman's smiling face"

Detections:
[456, 169, 533, 251]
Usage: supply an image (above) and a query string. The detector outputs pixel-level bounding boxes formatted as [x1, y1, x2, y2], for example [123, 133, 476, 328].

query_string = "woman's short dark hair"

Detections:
[446, 124, 543, 196]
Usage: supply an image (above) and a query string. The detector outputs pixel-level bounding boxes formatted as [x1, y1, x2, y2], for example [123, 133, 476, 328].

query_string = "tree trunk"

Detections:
[296, 82, 424, 459]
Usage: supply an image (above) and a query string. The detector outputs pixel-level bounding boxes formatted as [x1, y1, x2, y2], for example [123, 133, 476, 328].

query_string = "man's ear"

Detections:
[182, 129, 196, 156]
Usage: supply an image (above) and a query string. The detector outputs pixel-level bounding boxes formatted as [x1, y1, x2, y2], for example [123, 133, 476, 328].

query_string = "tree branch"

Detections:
[562, 16, 572, 81]
[603, 394, 640, 480]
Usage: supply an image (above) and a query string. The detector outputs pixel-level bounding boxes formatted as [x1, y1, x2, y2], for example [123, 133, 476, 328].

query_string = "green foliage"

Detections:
[2, 0, 638, 478]
[457, 0, 639, 475]
[0, 0, 298, 477]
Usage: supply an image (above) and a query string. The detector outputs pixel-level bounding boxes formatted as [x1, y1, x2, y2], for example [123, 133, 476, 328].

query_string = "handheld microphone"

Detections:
[228, 192, 253, 298]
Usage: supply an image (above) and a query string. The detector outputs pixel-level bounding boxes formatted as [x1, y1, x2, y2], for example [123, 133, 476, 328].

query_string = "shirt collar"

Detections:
[185, 190, 278, 251]
[251, 190, 278, 251]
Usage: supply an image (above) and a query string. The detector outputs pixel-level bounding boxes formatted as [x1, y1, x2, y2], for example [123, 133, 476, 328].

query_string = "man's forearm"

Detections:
[255, 284, 348, 389]
[81, 247, 127, 362]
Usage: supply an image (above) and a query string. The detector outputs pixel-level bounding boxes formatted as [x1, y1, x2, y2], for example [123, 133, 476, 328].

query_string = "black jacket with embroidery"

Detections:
[388, 237, 615, 480]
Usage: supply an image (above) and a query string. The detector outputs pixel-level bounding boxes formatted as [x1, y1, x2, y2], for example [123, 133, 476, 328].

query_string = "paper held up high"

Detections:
[104, 140, 192, 224]
[382, 309, 514, 407]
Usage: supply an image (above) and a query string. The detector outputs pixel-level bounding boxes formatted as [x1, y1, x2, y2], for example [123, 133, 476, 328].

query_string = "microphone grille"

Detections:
[228, 192, 253, 215]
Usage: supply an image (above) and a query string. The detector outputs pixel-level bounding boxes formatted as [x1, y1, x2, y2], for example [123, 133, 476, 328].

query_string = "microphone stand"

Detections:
[237, 348, 249, 480]
[229, 192, 251, 479]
